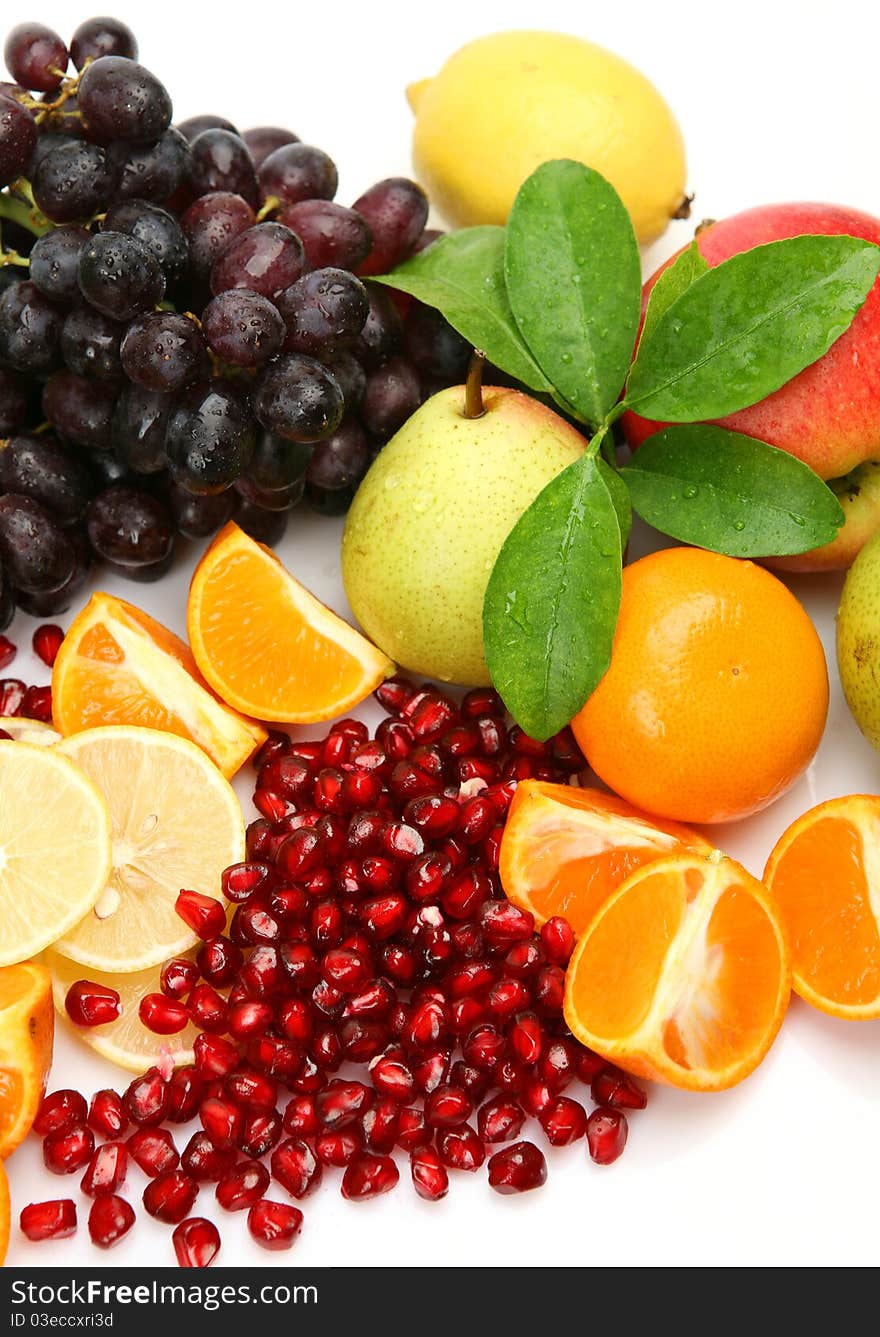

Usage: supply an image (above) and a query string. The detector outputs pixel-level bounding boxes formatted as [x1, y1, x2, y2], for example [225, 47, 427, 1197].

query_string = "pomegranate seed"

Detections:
[315, 1079, 373, 1129]
[240, 1111, 282, 1159]
[43, 1123, 94, 1175]
[586, 1107, 629, 1165]
[449, 1061, 490, 1101]
[254, 788, 288, 821]
[522, 1079, 554, 1117]
[124, 1069, 170, 1128]
[341, 1153, 399, 1200]
[442, 868, 491, 920]
[229, 999, 274, 1040]
[23, 684, 52, 721]
[375, 676, 414, 713]
[283, 1095, 319, 1138]
[235, 902, 282, 944]
[370, 1054, 415, 1103]
[405, 998, 448, 1049]
[450, 995, 485, 1036]
[172, 1217, 220, 1268]
[160, 957, 200, 999]
[143, 1170, 198, 1223]
[20, 1199, 77, 1241]
[87, 1195, 134, 1248]
[32, 623, 63, 667]
[503, 941, 543, 977]
[128, 1127, 179, 1177]
[461, 687, 504, 718]
[343, 977, 394, 1020]
[225, 1071, 277, 1112]
[380, 942, 418, 986]
[248, 1198, 303, 1250]
[139, 992, 189, 1035]
[575, 1048, 607, 1083]
[65, 979, 121, 1027]
[0, 678, 25, 714]
[539, 916, 575, 965]
[533, 964, 565, 1013]
[34, 1089, 88, 1137]
[540, 1096, 588, 1147]
[0, 635, 16, 669]
[197, 936, 242, 986]
[166, 1067, 205, 1123]
[246, 820, 274, 861]
[437, 1125, 485, 1172]
[509, 1012, 544, 1065]
[477, 1097, 526, 1144]
[187, 983, 229, 1033]
[591, 1068, 648, 1110]
[276, 827, 325, 879]
[458, 797, 495, 845]
[200, 1098, 243, 1149]
[255, 729, 292, 766]
[222, 861, 272, 903]
[410, 1146, 448, 1201]
[360, 1098, 399, 1153]
[425, 1084, 472, 1128]
[181, 1132, 236, 1182]
[275, 999, 312, 1049]
[320, 947, 370, 993]
[359, 893, 409, 939]
[193, 1034, 239, 1080]
[487, 1141, 547, 1194]
[315, 1128, 362, 1167]
[446, 961, 496, 998]
[249, 1036, 302, 1080]
[481, 900, 535, 946]
[81, 1141, 127, 1196]
[281, 942, 320, 989]
[216, 1159, 270, 1210]
[271, 1139, 322, 1199]
[495, 1059, 529, 1095]
[88, 1089, 127, 1140]
[462, 1024, 505, 1072]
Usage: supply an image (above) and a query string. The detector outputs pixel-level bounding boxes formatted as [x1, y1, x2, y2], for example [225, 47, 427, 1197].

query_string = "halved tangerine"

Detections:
[0, 961, 53, 1160]
[499, 781, 712, 935]
[564, 852, 790, 1091]
[764, 795, 880, 1019]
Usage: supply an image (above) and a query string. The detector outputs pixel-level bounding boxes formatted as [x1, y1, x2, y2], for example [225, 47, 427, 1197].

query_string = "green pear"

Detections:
[837, 526, 880, 748]
[341, 381, 587, 685]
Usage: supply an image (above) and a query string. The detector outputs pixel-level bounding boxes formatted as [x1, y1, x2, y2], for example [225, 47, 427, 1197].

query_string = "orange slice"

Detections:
[0, 961, 53, 1159]
[764, 795, 880, 1019]
[188, 522, 395, 723]
[52, 592, 265, 778]
[0, 1159, 8, 1263]
[499, 781, 713, 935]
[564, 852, 790, 1090]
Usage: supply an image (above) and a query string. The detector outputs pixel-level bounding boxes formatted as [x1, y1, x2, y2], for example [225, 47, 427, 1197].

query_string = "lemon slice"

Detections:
[53, 726, 245, 973]
[0, 742, 112, 967]
[47, 950, 198, 1072]
[0, 717, 62, 745]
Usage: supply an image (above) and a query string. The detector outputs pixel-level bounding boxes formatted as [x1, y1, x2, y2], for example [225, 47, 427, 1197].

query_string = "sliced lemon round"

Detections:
[0, 716, 62, 745]
[47, 950, 198, 1072]
[0, 742, 112, 967]
[53, 726, 245, 973]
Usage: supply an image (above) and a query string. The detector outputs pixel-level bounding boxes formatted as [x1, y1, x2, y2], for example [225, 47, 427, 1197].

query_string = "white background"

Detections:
[5, 0, 880, 1269]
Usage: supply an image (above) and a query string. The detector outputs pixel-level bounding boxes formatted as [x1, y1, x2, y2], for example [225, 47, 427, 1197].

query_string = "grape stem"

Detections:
[0, 250, 29, 267]
[0, 186, 53, 238]
[255, 195, 281, 223]
[463, 350, 486, 419]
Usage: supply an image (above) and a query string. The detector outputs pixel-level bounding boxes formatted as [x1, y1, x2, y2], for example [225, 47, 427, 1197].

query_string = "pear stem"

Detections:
[463, 350, 486, 419]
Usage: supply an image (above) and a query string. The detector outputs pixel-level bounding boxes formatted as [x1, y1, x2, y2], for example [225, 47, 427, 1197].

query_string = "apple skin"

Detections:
[765, 459, 880, 573]
[623, 202, 880, 482]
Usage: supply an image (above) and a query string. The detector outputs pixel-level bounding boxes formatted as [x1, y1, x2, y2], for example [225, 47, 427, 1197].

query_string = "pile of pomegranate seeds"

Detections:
[0, 622, 58, 726]
[28, 676, 646, 1264]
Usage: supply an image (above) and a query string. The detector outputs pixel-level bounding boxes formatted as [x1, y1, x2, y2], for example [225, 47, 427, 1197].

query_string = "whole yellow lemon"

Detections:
[409, 30, 688, 245]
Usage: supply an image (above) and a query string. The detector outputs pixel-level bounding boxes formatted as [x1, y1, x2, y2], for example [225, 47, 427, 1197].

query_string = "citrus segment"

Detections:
[0, 717, 61, 745]
[47, 951, 197, 1072]
[53, 727, 244, 973]
[52, 592, 265, 778]
[0, 961, 53, 1158]
[764, 795, 880, 1018]
[564, 852, 790, 1090]
[0, 741, 112, 967]
[499, 781, 712, 934]
[188, 522, 395, 723]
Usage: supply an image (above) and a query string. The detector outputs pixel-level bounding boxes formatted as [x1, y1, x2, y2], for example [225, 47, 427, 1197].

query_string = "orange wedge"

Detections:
[52, 592, 265, 778]
[188, 522, 395, 723]
[0, 1159, 8, 1263]
[499, 781, 713, 935]
[764, 795, 880, 1019]
[564, 852, 790, 1090]
[0, 961, 53, 1159]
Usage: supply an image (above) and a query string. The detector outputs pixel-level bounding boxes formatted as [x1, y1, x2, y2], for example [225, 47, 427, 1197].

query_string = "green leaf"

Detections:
[624, 235, 880, 421]
[639, 240, 708, 345]
[597, 458, 632, 549]
[372, 227, 553, 395]
[620, 424, 845, 556]
[483, 454, 622, 740]
[504, 161, 641, 429]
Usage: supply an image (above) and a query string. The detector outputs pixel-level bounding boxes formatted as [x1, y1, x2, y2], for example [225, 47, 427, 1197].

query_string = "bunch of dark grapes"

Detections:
[0, 16, 469, 624]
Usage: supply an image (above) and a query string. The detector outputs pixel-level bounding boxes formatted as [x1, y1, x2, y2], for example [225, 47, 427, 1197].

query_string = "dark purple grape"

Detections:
[278, 268, 369, 356]
[14, 526, 90, 614]
[166, 381, 256, 494]
[77, 232, 165, 321]
[258, 144, 337, 206]
[29, 225, 90, 304]
[354, 286, 402, 368]
[31, 139, 118, 223]
[61, 304, 123, 380]
[70, 17, 137, 69]
[319, 351, 366, 412]
[0, 92, 36, 186]
[248, 433, 312, 491]
[403, 304, 470, 382]
[108, 128, 191, 203]
[277, 200, 371, 271]
[4, 23, 67, 93]
[233, 498, 287, 546]
[189, 129, 257, 206]
[201, 289, 284, 367]
[305, 482, 356, 516]
[254, 355, 344, 443]
[354, 178, 429, 275]
[102, 200, 189, 287]
[169, 485, 234, 539]
[0, 433, 92, 525]
[235, 473, 303, 512]
[176, 114, 238, 142]
[210, 221, 305, 299]
[0, 561, 15, 630]
[306, 418, 369, 491]
[27, 129, 67, 170]
[180, 192, 255, 280]
[87, 485, 174, 568]
[242, 126, 298, 168]
[112, 383, 172, 475]
[360, 356, 422, 439]
[0, 370, 26, 434]
[78, 56, 171, 144]
[0, 80, 29, 105]
[0, 494, 75, 592]
[43, 370, 115, 450]
[121, 312, 206, 393]
[0, 280, 63, 371]
[87, 449, 133, 490]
